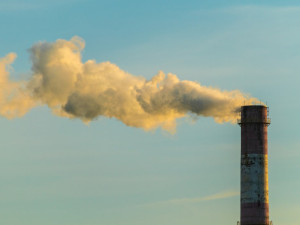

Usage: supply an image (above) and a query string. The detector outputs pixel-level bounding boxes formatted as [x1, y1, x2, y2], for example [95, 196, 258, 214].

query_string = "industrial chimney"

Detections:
[238, 105, 271, 225]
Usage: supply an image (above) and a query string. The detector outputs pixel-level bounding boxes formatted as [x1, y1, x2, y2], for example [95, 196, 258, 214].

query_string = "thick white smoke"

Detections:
[0, 36, 257, 131]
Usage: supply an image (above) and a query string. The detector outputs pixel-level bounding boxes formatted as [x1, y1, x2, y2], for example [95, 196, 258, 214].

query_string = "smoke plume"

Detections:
[0, 36, 258, 131]
[0, 53, 35, 118]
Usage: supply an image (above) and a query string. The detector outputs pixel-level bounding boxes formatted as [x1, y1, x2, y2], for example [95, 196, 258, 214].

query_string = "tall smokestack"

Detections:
[238, 105, 271, 225]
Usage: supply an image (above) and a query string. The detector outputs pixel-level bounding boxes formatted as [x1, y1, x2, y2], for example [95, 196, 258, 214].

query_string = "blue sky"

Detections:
[0, 1, 300, 224]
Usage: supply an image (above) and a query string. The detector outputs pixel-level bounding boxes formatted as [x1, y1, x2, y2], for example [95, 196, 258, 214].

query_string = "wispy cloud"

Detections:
[143, 190, 239, 207]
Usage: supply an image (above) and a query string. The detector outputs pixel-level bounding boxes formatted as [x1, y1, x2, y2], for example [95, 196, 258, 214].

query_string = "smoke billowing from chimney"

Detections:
[0, 36, 258, 131]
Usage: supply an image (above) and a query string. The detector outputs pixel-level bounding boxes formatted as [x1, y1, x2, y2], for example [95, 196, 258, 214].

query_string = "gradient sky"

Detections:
[1, 0, 300, 224]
